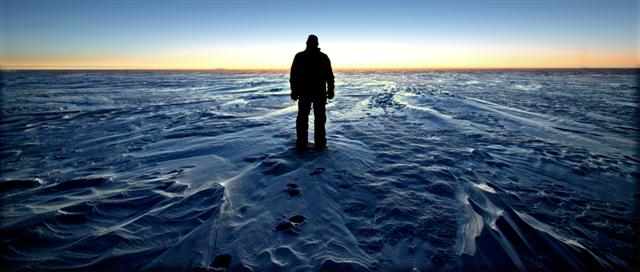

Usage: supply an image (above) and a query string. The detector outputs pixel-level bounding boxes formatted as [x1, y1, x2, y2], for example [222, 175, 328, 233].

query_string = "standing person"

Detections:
[289, 34, 335, 150]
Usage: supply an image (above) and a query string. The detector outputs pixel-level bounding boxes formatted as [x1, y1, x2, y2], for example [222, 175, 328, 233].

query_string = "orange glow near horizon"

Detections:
[2, 43, 638, 70]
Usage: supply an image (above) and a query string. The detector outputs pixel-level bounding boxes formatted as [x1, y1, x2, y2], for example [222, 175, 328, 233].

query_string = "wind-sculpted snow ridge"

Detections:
[1, 70, 638, 271]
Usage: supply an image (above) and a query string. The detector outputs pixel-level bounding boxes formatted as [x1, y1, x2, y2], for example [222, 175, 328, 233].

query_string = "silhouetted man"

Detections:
[290, 34, 335, 150]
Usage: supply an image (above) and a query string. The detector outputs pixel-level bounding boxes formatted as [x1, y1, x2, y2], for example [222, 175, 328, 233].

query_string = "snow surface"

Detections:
[0, 70, 638, 271]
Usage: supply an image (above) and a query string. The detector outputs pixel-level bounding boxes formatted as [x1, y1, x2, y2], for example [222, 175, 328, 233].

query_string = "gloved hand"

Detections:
[327, 90, 334, 99]
[290, 93, 298, 101]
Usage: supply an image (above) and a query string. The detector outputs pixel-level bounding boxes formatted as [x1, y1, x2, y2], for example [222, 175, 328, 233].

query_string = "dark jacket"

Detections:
[290, 47, 335, 98]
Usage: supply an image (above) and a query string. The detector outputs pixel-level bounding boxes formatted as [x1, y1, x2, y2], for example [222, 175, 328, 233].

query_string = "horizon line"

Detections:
[2, 66, 639, 72]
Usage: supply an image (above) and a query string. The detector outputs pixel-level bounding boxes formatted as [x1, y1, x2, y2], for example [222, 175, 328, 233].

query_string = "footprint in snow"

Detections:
[284, 183, 301, 196]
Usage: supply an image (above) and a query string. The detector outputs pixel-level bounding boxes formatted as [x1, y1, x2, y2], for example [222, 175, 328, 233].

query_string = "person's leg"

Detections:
[296, 98, 312, 148]
[312, 97, 327, 149]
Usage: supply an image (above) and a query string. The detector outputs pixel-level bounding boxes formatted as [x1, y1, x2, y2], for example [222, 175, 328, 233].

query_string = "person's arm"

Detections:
[289, 55, 299, 101]
[326, 56, 335, 99]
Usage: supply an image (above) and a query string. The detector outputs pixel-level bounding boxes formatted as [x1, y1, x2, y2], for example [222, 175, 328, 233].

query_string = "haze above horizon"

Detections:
[1, 0, 638, 70]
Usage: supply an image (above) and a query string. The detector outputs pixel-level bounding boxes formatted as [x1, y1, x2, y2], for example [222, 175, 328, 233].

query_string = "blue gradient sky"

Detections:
[1, 0, 638, 69]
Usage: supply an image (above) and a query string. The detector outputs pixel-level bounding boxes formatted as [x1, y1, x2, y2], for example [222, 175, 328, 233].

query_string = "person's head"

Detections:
[306, 35, 319, 48]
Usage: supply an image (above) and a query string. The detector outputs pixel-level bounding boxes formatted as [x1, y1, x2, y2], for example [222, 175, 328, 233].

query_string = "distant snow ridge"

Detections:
[405, 85, 454, 97]
[368, 87, 405, 111]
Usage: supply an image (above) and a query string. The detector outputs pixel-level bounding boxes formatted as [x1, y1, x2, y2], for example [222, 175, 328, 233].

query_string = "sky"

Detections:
[1, 0, 638, 69]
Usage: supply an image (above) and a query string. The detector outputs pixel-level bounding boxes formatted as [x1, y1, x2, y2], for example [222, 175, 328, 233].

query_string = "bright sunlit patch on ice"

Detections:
[473, 183, 496, 194]
[458, 195, 484, 256]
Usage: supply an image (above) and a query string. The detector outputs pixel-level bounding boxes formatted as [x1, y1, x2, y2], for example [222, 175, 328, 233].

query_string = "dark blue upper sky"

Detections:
[2, 0, 638, 68]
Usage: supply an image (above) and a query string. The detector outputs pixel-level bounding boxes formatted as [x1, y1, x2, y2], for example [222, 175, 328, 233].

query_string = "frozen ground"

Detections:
[0, 70, 638, 271]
